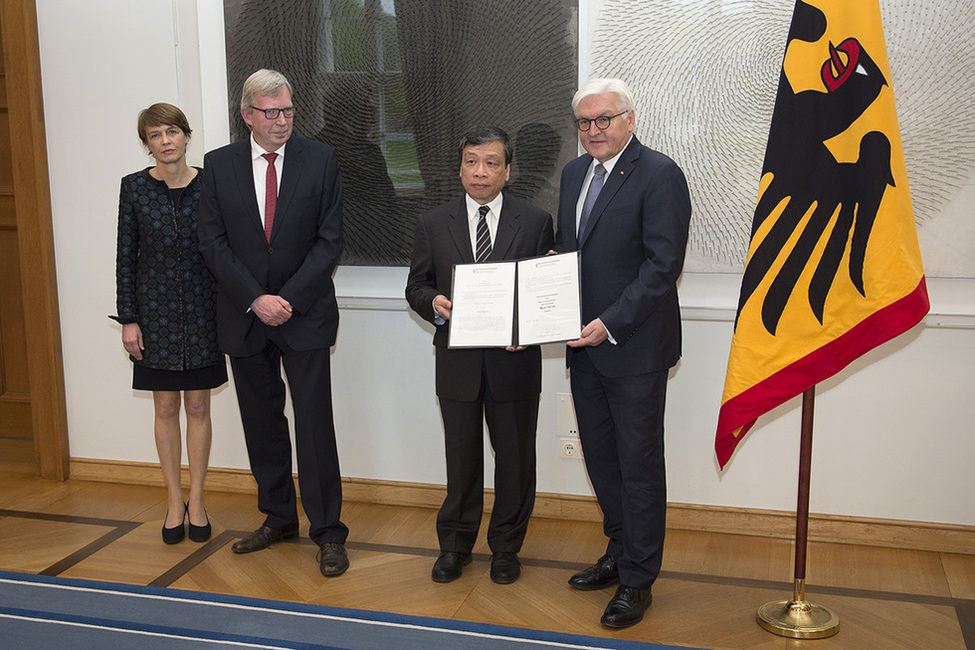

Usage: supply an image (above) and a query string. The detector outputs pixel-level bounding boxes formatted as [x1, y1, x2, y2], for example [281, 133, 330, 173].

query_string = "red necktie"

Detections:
[262, 152, 278, 242]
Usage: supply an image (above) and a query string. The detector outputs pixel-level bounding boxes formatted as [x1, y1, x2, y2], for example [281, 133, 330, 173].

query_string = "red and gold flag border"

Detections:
[715, 277, 929, 468]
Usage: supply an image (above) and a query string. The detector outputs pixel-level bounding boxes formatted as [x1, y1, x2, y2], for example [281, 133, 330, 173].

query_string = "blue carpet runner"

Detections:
[0, 571, 706, 649]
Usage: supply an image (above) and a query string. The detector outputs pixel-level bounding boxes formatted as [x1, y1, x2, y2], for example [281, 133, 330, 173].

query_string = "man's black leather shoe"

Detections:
[489, 552, 521, 584]
[600, 584, 652, 628]
[568, 554, 619, 590]
[318, 542, 349, 577]
[231, 524, 299, 554]
[431, 551, 471, 583]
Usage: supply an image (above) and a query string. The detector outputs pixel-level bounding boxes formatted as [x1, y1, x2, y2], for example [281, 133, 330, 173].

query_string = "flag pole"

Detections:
[757, 386, 840, 638]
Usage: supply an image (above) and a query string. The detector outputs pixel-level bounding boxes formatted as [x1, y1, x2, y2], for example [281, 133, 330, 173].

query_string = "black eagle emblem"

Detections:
[736, 0, 895, 336]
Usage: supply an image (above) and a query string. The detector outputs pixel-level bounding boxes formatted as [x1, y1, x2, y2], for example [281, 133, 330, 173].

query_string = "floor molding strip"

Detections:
[68, 457, 975, 555]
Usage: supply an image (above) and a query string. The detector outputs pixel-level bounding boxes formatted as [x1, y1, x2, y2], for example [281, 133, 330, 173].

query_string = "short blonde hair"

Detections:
[240, 69, 294, 112]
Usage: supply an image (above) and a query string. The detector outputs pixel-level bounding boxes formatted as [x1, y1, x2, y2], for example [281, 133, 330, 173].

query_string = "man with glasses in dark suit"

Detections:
[198, 69, 350, 578]
[554, 78, 691, 628]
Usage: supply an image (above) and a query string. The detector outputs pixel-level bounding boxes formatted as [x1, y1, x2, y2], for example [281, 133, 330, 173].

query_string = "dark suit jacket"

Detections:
[198, 136, 343, 357]
[554, 136, 691, 378]
[406, 194, 554, 402]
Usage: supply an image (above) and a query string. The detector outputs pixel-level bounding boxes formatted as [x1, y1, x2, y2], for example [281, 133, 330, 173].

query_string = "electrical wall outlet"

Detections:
[559, 438, 583, 459]
[556, 393, 578, 438]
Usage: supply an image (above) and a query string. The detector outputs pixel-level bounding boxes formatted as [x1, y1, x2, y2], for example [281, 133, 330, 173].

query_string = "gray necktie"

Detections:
[578, 163, 606, 239]
[475, 205, 492, 262]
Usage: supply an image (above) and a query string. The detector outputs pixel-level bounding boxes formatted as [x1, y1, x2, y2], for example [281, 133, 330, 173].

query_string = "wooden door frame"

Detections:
[0, 0, 69, 480]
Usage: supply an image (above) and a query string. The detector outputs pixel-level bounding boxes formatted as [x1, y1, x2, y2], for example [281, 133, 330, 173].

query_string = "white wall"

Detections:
[35, 1, 975, 526]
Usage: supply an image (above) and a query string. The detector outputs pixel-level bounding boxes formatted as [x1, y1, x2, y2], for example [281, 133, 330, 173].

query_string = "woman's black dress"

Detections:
[113, 168, 227, 391]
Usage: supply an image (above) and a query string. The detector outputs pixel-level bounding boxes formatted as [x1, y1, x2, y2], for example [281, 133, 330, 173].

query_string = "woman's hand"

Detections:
[122, 323, 144, 360]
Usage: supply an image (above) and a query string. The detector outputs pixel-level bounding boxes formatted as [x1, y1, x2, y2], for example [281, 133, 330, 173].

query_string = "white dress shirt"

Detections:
[465, 193, 503, 258]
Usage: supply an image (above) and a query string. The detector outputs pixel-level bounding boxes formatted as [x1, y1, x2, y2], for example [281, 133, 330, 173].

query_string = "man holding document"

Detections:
[554, 78, 691, 628]
[405, 126, 553, 585]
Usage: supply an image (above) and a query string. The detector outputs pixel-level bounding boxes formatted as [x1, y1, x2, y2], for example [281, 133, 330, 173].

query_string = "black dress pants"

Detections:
[437, 387, 538, 554]
[570, 348, 668, 589]
[230, 334, 348, 546]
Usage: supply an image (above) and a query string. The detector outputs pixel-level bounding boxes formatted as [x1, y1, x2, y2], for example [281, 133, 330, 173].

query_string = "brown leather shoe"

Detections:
[232, 524, 298, 554]
[318, 542, 349, 577]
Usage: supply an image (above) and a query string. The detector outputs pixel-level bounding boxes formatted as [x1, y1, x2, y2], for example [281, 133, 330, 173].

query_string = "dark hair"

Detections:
[458, 125, 512, 166]
[137, 103, 192, 145]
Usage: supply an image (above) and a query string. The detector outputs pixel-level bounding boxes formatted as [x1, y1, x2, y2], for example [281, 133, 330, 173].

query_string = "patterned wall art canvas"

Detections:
[223, 0, 579, 266]
[589, 0, 975, 277]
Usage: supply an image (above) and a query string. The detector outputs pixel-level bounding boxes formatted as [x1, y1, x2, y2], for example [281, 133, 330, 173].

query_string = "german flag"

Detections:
[715, 0, 929, 469]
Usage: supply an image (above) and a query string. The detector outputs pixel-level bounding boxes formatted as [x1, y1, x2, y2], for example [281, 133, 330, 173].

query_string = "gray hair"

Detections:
[571, 78, 635, 116]
[240, 69, 294, 112]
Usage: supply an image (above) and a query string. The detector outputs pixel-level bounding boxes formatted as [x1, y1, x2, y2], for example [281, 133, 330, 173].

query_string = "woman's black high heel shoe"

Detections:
[188, 507, 211, 542]
[162, 503, 187, 544]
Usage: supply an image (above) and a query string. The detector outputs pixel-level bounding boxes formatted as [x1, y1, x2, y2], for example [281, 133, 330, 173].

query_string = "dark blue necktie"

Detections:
[578, 163, 606, 239]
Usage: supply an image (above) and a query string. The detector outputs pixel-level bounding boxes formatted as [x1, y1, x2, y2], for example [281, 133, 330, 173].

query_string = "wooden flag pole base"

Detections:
[756, 387, 839, 639]
[757, 578, 839, 639]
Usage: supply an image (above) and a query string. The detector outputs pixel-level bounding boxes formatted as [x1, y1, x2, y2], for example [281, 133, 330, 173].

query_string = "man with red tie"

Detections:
[198, 69, 349, 578]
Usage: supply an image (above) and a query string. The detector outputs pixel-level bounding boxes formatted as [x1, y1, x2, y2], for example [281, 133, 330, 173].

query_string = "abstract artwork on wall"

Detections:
[223, 0, 578, 267]
[590, 0, 975, 277]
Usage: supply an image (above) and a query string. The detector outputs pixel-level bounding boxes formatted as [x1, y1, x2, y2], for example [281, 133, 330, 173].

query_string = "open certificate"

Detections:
[448, 252, 582, 348]
[516, 252, 581, 346]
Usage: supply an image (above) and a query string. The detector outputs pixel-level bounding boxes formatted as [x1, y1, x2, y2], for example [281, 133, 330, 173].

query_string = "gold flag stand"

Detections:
[757, 386, 840, 639]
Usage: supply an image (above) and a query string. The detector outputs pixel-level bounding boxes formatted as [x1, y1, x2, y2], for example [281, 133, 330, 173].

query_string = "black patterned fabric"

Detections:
[113, 168, 223, 372]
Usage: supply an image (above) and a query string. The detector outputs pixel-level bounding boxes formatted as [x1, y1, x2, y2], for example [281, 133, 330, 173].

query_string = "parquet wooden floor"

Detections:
[0, 461, 972, 649]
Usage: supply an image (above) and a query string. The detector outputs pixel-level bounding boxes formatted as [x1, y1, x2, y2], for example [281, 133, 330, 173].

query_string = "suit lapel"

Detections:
[231, 142, 264, 239]
[270, 138, 302, 243]
[446, 198, 474, 264]
[560, 156, 591, 251]
[579, 138, 641, 248]
[491, 196, 520, 260]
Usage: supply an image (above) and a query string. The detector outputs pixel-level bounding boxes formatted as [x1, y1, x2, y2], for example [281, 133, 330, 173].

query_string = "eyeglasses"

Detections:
[576, 110, 628, 132]
[250, 106, 296, 120]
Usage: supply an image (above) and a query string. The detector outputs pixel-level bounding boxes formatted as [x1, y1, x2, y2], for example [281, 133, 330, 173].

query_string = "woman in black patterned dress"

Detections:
[113, 104, 227, 544]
